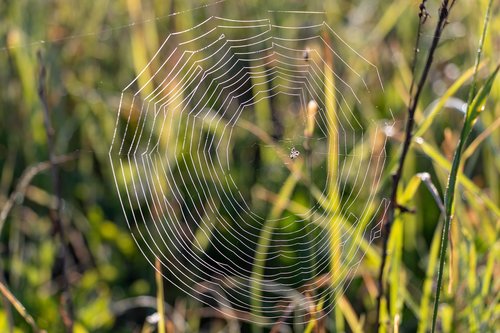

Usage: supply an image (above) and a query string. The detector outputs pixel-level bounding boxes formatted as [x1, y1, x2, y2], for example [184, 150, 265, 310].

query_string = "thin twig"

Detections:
[408, 0, 429, 100]
[0, 153, 79, 234]
[417, 173, 445, 215]
[0, 281, 46, 333]
[270, 302, 295, 333]
[0, 262, 14, 333]
[37, 51, 74, 332]
[375, 0, 453, 329]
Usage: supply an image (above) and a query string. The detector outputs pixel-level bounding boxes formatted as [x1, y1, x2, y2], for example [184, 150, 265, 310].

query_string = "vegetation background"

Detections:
[0, 0, 498, 332]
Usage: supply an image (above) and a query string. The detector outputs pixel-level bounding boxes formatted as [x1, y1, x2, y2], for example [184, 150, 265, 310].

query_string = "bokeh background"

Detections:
[1, 0, 499, 332]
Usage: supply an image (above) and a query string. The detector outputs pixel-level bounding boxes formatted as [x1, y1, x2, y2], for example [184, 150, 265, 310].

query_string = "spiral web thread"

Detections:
[109, 11, 391, 326]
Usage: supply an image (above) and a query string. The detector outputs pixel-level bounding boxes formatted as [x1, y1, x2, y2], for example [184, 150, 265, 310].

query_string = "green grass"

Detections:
[0, 0, 499, 332]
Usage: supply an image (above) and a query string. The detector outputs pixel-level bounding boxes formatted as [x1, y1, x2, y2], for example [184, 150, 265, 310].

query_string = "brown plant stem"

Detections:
[0, 281, 46, 333]
[0, 262, 14, 333]
[375, 0, 454, 330]
[37, 51, 74, 332]
[0, 152, 79, 234]
[431, 0, 494, 330]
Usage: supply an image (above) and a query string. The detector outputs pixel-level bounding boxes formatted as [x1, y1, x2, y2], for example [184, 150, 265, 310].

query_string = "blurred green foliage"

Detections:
[0, 0, 499, 332]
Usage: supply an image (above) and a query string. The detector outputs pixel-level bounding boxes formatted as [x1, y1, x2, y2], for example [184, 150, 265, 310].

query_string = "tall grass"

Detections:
[0, 0, 498, 332]
[432, 1, 498, 331]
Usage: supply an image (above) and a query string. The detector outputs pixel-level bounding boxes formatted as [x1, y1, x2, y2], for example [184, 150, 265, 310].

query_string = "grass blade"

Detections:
[415, 62, 486, 138]
[0, 281, 45, 333]
[250, 166, 301, 333]
[323, 29, 345, 333]
[431, 0, 498, 324]
[155, 258, 166, 333]
[416, 139, 500, 216]
[431, 64, 499, 333]
[417, 219, 443, 333]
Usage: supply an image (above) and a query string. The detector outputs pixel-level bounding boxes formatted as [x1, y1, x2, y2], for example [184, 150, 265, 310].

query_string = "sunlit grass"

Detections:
[0, 0, 499, 332]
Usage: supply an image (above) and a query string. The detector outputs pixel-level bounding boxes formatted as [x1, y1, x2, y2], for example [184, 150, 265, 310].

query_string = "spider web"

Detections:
[109, 9, 391, 326]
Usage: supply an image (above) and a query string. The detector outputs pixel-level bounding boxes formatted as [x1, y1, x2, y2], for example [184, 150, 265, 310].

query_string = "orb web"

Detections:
[109, 12, 391, 326]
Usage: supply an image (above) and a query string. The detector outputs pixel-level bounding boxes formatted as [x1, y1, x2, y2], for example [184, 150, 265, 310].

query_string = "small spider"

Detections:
[303, 48, 310, 61]
[289, 146, 300, 160]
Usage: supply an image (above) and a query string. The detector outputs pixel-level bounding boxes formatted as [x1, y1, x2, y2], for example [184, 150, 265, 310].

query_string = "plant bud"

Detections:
[304, 100, 318, 138]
